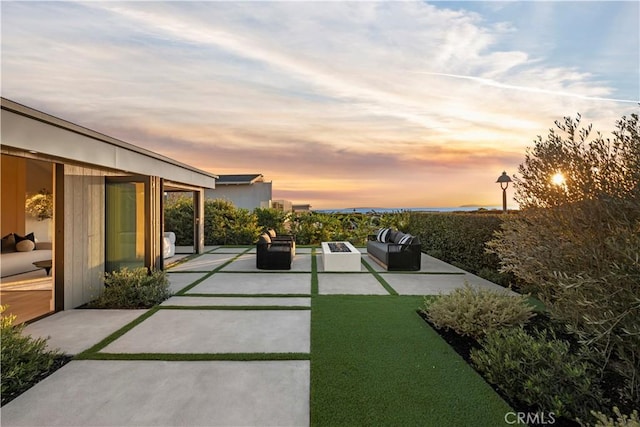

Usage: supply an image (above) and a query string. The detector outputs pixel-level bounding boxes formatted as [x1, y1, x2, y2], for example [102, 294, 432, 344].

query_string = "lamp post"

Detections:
[496, 171, 512, 213]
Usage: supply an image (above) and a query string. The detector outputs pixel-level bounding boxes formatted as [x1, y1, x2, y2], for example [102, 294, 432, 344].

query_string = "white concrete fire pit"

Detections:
[321, 241, 361, 271]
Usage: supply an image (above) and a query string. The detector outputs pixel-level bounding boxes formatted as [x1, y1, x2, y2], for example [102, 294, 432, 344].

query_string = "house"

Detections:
[293, 204, 312, 213]
[206, 174, 272, 210]
[0, 98, 217, 323]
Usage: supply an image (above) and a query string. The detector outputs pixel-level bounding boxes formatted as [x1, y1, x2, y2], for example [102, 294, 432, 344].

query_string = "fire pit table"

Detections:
[321, 241, 361, 271]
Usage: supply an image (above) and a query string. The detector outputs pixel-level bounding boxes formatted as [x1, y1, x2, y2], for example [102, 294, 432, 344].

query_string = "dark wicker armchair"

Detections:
[256, 232, 293, 270]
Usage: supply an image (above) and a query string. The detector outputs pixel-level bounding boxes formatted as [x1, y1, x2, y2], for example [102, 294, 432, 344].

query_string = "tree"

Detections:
[487, 112, 640, 406]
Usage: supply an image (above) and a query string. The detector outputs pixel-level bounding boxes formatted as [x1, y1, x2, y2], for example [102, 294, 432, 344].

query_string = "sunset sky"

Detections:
[2, 1, 638, 209]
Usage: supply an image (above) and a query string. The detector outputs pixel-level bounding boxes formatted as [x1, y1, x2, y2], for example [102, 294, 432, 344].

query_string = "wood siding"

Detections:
[63, 164, 118, 309]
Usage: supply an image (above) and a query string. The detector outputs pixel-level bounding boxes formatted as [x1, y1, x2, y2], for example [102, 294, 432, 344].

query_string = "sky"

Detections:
[2, 1, 638, 209]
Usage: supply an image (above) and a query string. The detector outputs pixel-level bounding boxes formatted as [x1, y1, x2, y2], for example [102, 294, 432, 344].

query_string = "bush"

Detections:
[471, 327, 604, 421]
[88, 268, 171, 308]
[589, 407, 640, 427]
[407, 212, 512, 286]
[487, 113, 640, 405]
[1, 306, 62, 405]
[422, 284, 534, 339]
[164, 194, 194, 246]
[254, 208, 290, 235]
[204, 199, 260, 245]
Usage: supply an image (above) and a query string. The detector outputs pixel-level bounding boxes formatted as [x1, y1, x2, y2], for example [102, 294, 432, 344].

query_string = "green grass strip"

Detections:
[76, 307, 160, 358]
[80, 352, 310, 361]
[311, 249, 318, 295]
[158, 305, 310, 310]
[182, 293, 310, 298]
[361, 258, 398, 295]
[311, 295, 512, 426]
[174, 252, 247, 295]
[176, 293, 309, 298]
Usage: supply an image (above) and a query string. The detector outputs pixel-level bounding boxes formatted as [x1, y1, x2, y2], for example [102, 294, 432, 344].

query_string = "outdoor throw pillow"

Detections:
[1, 233, 16, 253]
[258, 233, 271, 244]
[377, 228, 391, 242]
[266, 228, 277, 238]
[398, 234, 414, 245]
[16, 239, 35, 252]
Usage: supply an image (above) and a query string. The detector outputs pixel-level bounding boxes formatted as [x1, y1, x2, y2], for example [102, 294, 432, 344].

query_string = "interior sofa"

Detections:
[366, 228, 421, 271]
[1, 233, 52, 278]
[256, 232, 293, 270]
[163, 232, 176, 259]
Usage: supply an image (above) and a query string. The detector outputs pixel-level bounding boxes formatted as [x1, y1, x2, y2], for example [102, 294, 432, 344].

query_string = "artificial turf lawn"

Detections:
[310, 295, 512, 427]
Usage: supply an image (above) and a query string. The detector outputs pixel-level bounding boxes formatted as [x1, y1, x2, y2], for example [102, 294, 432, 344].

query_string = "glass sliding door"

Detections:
[105, 178, 147, 272]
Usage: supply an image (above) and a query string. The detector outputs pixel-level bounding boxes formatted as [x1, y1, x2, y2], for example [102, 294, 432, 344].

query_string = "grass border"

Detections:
[158, 305, 310, 310]
[361, 258, 398, 295]
[75, 307, 160, 357]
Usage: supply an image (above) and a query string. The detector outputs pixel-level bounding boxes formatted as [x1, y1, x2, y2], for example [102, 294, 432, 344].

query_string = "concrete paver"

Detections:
[23, 309, 147, 355]
[222, 253, 312, 272]
[166, 272, 207, 293]
[9, 245, 514, 426]
[383, 272, 514, 295]
[169, 254, 238, 272]
[1, 360, 310, 427]
[161, 296, 311, 307]
[209, 247, 250, 253]
[101, 309, 311, 354]
[187, 272, 311, 295]
[318, 273, 388, 295]
[361, 253, 466, 273]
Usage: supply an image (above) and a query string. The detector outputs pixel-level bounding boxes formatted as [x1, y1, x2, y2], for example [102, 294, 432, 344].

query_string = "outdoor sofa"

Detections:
[367, 228, 421, 271]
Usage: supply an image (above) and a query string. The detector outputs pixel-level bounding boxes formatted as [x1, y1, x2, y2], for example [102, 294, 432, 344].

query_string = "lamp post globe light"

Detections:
[496, 171, 512, 212]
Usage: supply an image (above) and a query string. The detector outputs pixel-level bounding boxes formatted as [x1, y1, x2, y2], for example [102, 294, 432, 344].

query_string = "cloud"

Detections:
[1, 1, 636, 208]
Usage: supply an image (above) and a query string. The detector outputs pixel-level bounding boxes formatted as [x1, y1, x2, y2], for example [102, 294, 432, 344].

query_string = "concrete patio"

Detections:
[2, 246, 512, 426]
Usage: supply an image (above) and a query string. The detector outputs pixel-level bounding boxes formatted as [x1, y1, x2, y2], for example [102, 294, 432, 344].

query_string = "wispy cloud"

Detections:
[1, 1, 637, 208]
[418, 72, 638, 104]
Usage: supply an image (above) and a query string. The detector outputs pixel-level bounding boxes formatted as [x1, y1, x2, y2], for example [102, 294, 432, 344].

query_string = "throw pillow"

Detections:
[16, 239, 35, 252]
[258, 233, 271, 244]
[14, 232, 35, 243]
[266, 228, 277, 238]
[1, 233, 16, 253]
[398, 234, 414, 245]
[377, 228, 391, 242]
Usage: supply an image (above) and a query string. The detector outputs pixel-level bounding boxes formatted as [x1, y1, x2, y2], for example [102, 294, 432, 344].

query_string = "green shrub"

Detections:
[471, 327, 604, 421]
[88, 268, 171, 308]
[164, 194, 194, 245]
[589, 407, 640, 427]
[1, 306, 62, 405]
[487, 113, 640, 405]
[254, 208, 290, 235]
[422, 284, 534, 339]
[407, 212, 512, 285]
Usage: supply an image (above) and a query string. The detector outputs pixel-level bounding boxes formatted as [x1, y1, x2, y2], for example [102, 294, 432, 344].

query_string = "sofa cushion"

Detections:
[0, 247, 53, 277]
[1, 233, 16, 253]
[388, 229, 400, 243]
[366, 241, 389, 264]
[393, 232, 406, 244]
[16, 239, 36, 252]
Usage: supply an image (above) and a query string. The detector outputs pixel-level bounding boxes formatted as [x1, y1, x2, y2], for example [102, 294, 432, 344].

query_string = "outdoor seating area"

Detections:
[3, 244, 513, 426]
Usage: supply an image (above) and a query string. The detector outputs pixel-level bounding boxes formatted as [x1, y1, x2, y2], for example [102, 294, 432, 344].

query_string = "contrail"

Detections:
[419, 71, 638, 104]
